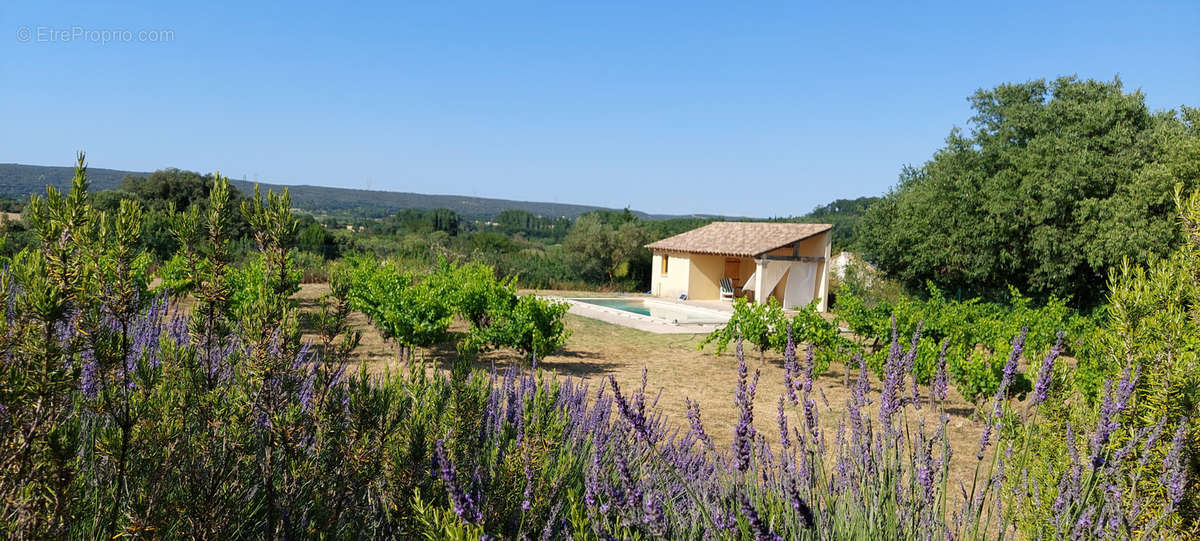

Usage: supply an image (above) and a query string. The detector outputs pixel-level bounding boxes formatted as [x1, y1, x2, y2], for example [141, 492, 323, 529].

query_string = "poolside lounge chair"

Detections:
[720, 277, 735, 301]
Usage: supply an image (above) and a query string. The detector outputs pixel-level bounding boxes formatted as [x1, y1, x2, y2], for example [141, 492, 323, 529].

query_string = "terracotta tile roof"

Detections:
[645, 222, 832, 257]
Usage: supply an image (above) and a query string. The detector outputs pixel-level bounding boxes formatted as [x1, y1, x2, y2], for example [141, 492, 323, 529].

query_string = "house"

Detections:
[828, 251, 876, 279]
[645, 222, 833, 311]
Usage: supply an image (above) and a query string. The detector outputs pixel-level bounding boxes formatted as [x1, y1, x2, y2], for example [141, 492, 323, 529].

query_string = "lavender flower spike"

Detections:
[932, 338, 949, 403]
[1030, 331, 1063, 407]
[740, 495, 784, 541]
[1089, 364, 1140, 468]
[434, 438, 482, 523]
[732, 347, 757, 473]
[685, 397, 714, 450]
[1162, 418, 1189, 512]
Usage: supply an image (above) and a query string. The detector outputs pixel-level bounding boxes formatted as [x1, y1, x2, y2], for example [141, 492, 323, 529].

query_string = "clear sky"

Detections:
[2, 2, 1197, 217]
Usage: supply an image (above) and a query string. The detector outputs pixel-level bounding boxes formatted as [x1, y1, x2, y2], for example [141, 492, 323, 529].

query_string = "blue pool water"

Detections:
[574, 298, 728, 324]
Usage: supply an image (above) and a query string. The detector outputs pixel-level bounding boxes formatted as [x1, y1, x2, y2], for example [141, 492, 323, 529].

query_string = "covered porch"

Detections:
[684, 251, 827, 311]
[645, 222, 833, 311]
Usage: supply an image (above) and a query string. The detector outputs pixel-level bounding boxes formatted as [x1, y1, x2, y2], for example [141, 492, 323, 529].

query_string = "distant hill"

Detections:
[0, 163, 724, 221]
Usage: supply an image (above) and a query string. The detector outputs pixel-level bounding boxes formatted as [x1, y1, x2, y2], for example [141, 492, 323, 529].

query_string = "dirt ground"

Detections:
[294, 283, 995, 489]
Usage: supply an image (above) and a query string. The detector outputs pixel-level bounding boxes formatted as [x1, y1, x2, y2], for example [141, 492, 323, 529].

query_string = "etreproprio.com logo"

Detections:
[17, 25, 174, 44]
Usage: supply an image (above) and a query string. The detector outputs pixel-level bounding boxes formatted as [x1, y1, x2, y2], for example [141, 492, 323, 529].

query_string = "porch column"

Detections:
[753, 258, 767, 304]
[818, 235, 832, 311]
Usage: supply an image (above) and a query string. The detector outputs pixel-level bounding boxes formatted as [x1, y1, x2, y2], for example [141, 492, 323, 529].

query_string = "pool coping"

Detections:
[545, 295, 730, 335]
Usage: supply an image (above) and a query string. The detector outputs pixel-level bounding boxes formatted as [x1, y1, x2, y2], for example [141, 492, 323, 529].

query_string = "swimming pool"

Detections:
[571, 298, 729, 324]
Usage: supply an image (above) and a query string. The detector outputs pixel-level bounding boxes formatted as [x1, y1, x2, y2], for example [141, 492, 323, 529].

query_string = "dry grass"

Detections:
[293, 283, 996, 489]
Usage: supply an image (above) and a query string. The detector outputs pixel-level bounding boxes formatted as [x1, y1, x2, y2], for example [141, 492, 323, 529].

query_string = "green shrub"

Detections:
[344, 254, 454, 361]
[789, 300, 855, 372]
[836, 282, 1087, 401]
[699, 297, 788, 360]
[1070, 185, 1200, 527]
[699, 297, 851, 371]
[426, 259, 518, 329]
[478, 294, 571, 360]
[292, 249, 329, 283]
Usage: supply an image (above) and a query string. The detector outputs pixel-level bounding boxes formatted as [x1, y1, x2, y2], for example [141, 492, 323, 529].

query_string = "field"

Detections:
[294, 283, 994, 488]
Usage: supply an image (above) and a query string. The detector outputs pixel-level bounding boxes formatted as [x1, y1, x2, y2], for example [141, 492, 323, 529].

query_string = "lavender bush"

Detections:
[0, 156, 1190, 539]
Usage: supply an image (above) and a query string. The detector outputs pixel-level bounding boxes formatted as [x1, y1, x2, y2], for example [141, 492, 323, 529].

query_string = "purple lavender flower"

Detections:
[539, 498, 563, 541]
[684, 398, 713, 450]
[1102, 481, 1125, 534]
[297, 370, 315, 413]
[615, 451, 639, 508]
[642, 492, 664, 532]
[783, 322, 799, 406]
[1054, 423, 1082, 514]
[932, 338, 949, 403]
[911, 366, 922, 410]
[1139, 417, 1166, 467]
[854, 353, 870, 402]
[1031, 331, 1063, 407]
[740, 495, 783, 541]
[254, 410, 271, 429]
[879, 342, 903, 426]
[521, 444, 534, 512]
[610, 376, 649, 440]
[989, 328, 1026, 421]
[79, 350, 98, 399]
[976, 423, 993, 461]
[917, 425, 936, 505]
[777, 395, 791, 451]
[1090, 364, 1139, 468]
[732, 347, 757, 473]
[802, 396, 818, 442]
[900, 320, 923, 376]
[787, 477, 815, 529]
[1071, 508, 1095, 540]
[998, 328, 1026, 397]
[801, 343, 815, 394]
[434, 438, 481, 523]
[1162, 418, 1189, 512]
[167, 311, 190, 346]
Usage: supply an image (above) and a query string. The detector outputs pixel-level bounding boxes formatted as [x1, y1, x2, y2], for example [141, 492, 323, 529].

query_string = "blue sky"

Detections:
[2, 2, 1197, 217]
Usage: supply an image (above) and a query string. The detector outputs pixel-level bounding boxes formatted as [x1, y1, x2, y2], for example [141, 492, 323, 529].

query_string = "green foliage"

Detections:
[837, 282, 1088, 402]
[0, 197, 23, 213]
[343, 255, 453, 361]
[699, 297, 788, 359]
[563, 212, 650, 287]
[119, 168, 256, 260]
[467, 231, 518, 254]
[296, 218, 339, 260]
[789, 300, 855, 371]
[339, 253, 558, 363]
[699, 297, 852, 371]
[409, 491, 486, 540]
[370, 208, 463, 237]
[2, 154, 1193, 538]
[478, 294, 571, 360]
[227, 253, 303, 317]
[1073, 185, 1200, 526]
[493, 209, 571, 241]
[860, 78, 1200, 307]
[772, 196, 881, 253]
[430, 259, 518, 329]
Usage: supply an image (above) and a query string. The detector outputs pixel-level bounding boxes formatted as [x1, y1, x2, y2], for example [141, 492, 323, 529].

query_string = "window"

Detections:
[661, 255, 669, 275]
